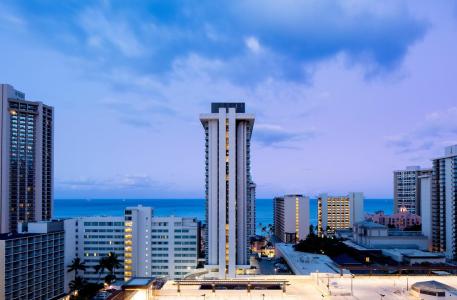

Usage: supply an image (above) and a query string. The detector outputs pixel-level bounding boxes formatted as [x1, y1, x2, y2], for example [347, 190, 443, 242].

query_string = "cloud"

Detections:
[245, 36, 262, 53]
[78, 8, 144, 57]
[4, 0, 428, 83]
[254, 123, 317, 147]
[57, 175, 162, 191]
[386, 107, 457, 155]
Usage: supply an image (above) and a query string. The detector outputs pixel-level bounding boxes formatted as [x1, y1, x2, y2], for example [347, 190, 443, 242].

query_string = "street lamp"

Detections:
[201, 294, 206, 300]
[378, 293, 385, 300]
[262, 293, 265, 300]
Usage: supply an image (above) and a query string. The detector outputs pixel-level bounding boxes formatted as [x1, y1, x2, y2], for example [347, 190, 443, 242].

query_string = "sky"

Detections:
[0, 0, 456, 199]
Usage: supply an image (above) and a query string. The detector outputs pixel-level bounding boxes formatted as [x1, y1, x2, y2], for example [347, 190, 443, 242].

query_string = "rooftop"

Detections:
[211, 102, 245, 113]
[275, 243, 341, 275]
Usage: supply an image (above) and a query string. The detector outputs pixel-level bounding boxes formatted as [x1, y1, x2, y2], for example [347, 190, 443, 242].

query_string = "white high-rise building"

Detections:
[64, 217, 125, 287]
[273, 195, 310, 243]
[124, 205, 199, 281]
[317, 192, 364, 236]
[394, 166, 432, 215]
[1, 84, 54, 233]
[200, 102, 255, 278]
[430, 145, 457, 259]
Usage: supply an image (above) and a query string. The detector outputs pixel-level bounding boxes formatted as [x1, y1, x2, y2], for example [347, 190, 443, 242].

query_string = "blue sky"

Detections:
[0, 1, 456, 198]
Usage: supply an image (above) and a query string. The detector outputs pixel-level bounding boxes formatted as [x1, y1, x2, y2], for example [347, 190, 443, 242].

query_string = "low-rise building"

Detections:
[352, 220, 428, 250]
[366, 210, 421, 230]
[273, 195, 310, 243]
[318, 192, 364, 236]
[381, 249, 445, 265]
[0, 221, 65, 300]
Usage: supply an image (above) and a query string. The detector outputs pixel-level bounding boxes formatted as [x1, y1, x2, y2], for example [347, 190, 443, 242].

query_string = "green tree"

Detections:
[67, 257, 86, 277]
[69, 276, 87, 294]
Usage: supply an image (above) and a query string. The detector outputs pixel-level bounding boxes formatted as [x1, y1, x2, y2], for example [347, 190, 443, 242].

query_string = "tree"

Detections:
[67, 257, 86, 277]
[95, 252, 122, 285]
[69, 276, 87, 294]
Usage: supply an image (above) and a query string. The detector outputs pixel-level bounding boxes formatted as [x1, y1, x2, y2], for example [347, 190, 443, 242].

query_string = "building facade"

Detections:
[273, 195, 310, 243]
[124, 206, 199, 281]
[365, 210, 421, 230]
[430, 145, 457, 259]
[0, 84, 54, 233]
[0, 221, 64, 300]
[317, 192, 364, 236]
[200, 103, 255, 278]
[64, 217, 125, 286]
[394, 166, 432, 215]
[352, 220, 428, 250]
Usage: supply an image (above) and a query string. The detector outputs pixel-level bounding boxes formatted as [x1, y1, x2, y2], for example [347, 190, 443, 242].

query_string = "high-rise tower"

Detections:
[0, 84, 53, 233]
[200, 102, 255, 278]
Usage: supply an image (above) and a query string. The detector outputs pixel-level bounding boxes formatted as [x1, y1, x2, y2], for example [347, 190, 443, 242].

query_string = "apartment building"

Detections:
[64, 217, 125, 287]
[429, 145, 457, 259]
[0, 221, 64, 300]
[394, 166, 432, 215]
[317, 192, 364, 236]
[124, 206, 200, 281]
[273, 195, 310, 243]
[0, 84, 54, 233]
[200, 102, 255, 278]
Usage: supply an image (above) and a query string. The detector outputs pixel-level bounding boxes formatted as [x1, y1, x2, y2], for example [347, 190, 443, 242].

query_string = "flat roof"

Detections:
[123, 278, 155, 289]
[275, 243, 341, 275]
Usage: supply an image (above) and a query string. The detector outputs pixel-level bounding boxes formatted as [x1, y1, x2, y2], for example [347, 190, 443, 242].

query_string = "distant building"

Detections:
[0, 221, 64, 300]
[0, 84, 54, 233]
[317, 192, 364, 236]
[200, 102, 255, 278]
[419, 172, 432, 250]
[366, 210, 421, 230]
[124, 205, 200, 281]
[64, 216, 125, 287]
[393, 166, 432, 215]
[273, 195, 310, 243]
[352, 220, 428, 250]
[430, 145, 457, 259]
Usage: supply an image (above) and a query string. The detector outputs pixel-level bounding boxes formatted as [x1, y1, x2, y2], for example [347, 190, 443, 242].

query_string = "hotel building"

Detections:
[0, 221, 65, 300]
[64, 216, 125, 287]
[394, 166, 432, 215]
[273, 195, 310, 243]
[0, 84, 54, 233]
[200, 102, 255, 278]
[429, 145, 457, 259]
[317, 192, 364, 236]
[124, 205, 199, 281]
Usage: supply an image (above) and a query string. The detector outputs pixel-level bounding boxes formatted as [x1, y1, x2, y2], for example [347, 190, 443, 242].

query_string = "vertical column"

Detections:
[227, 107, 236, 277]
[217, 108, 227, 277]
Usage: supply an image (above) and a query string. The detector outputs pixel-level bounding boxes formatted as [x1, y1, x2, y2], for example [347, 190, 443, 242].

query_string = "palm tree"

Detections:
[94, 257, 108, 282]
[67, 257, 86, 278]
[95, 252, 122, 285]
[69, 276, 87, 294]
[104, 252, 122, 284]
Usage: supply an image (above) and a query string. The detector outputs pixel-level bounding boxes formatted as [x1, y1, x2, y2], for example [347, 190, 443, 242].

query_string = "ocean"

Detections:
[54, 198, 393, 235]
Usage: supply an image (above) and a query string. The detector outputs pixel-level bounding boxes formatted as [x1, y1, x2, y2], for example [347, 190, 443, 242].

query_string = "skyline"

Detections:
[0, 1, 456, 198]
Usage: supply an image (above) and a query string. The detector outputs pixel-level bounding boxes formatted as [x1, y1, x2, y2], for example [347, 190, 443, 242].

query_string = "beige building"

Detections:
[317, 192, 364, 236]
[273, 195, 310, 243]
